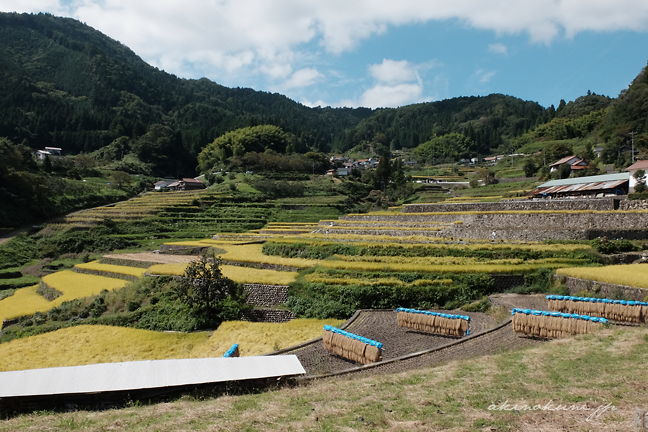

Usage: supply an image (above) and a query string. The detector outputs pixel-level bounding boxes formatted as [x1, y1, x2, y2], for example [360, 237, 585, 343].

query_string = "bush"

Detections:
[590, 237, 640, 254]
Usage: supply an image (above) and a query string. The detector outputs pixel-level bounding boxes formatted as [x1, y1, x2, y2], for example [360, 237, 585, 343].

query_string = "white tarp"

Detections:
[0, 356, 305, 398]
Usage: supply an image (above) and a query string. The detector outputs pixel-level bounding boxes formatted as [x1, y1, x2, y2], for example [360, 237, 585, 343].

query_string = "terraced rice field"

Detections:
[148, 263, 299, 285]
[556, 264, 648, 289]
[0, 319, 343, 371]
[75, 261, 148, 278]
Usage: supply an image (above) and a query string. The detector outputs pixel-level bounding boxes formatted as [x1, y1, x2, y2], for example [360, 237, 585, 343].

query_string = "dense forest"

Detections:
[0, 12, 565, 176]
[0, 11, 647, 205]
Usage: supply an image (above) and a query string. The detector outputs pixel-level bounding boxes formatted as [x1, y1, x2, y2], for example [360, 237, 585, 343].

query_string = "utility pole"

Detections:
[630, 131, 636, 163]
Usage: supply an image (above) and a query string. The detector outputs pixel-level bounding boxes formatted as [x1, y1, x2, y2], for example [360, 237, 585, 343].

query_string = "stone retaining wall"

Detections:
[492, 275, 525, 291]
[159, 244, 212, 255]
[240, 308, 296, 323]
[555, 275, 648, 301]
[72, 267, 140, 282]
[403, 198, 620, 213]
[244, 284, 289, 307]
[343, 212, 648, 240]
[620, 199, 648, 210]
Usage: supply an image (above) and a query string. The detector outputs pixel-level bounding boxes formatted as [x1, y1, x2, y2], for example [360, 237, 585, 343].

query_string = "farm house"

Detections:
[531, 173, 629, 199]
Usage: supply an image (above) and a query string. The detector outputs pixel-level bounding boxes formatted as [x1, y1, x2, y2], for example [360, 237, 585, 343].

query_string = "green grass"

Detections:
[0, 326, 644, 430]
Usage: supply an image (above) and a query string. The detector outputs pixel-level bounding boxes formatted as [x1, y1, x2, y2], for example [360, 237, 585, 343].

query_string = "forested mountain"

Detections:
[0, 12, 372, 175]
[0, 12, 560, 176]
[338, 94, 550, 154]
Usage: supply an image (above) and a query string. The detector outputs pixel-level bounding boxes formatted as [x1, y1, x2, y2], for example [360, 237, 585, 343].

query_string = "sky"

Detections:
[3, 1, 648, 109]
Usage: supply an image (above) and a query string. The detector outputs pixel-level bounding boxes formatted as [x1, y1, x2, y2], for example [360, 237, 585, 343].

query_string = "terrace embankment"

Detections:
[335, 199, 648, 240]
[403, 198, 620, 213]
[556, 275, 648, 301]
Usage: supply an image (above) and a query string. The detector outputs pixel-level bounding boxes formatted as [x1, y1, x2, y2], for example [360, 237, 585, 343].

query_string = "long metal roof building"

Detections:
[532, 173, 629, 198]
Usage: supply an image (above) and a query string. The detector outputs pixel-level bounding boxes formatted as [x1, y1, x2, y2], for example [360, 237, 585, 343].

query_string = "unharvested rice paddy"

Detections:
[556, 264, 648, 289]
[190, 318, 345, 357]
[42, 271, 128, 300]
[0, 285, 53, 323]
[0, 325, 209, 371]
[0, 319, 344, 371]
[148, 263, 299, 285]
[75, 261, 148, 277]
[0, 272, 128, 322]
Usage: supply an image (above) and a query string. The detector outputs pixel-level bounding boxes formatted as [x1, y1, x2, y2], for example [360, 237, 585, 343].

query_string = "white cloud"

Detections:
[283, 68, 324, 89]
[1, 0, 65, 14]
[360, 83, 427, 109]
[474, 69, 497, 84]
[301, 98, 330, 108]
[488, 43, 508, 55]
[368, 59, 418, 84]
[5, 1, 648, 85]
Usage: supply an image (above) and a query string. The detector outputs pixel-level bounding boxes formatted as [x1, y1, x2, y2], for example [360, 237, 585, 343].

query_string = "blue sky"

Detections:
[4, 1, 648, 109]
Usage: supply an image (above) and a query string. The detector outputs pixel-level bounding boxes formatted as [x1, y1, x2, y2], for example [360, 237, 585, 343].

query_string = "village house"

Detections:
[625, 160, 648, 191]
[548, 155, 589, 174]
[166, 178, 206, 191]
[34, 147, 62, 160]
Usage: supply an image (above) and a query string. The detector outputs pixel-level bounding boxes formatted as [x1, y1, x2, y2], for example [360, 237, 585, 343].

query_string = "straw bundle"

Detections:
[396, 308, 470, 337]
[547, 295, 648, 323]
[322, 325, 383, 364]
[512, 308, 607, 339]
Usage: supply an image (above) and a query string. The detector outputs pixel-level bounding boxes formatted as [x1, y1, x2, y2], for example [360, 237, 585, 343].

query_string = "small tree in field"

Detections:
[175, 249, 245, 322]
[634, 169, 646, 193]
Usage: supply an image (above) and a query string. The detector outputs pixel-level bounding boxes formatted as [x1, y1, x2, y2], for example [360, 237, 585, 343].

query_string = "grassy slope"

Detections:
[0, 326, 645, 431]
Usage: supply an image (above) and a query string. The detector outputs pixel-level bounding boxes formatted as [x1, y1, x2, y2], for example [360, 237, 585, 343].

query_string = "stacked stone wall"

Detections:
[244, 284, 289, 307]
[343, 212, 648, 240]
[555, 275, 648, 302]
[240, 309, 296, 323]
[403, 198, 619, 213]
[620, 199, 648, 210]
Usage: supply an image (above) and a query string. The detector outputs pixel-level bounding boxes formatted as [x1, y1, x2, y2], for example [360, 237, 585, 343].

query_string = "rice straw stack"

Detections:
[322, 325, 383, 364]
[396, 308, 470, 337]
[512, 308, 607, 339]
[547, 295, 647, 323]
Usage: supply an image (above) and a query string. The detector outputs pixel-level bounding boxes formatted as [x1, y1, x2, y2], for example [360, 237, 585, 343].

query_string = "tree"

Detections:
[375, 153, 391, 191]
[523, 159, 537, 177]
[175, 249, 245, 320]
[634, 169, 646, 193]
[110, 170, 131, 190]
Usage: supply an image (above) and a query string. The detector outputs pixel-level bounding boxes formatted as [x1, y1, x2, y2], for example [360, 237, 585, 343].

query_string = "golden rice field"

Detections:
[75, 261, 148, 277]
[190, 318, 345, 357]
[0, 285, 54, 323]
[0, 319, 344, 371]
[0, 325, 209, 371]
[332, 255, 588, 266]
[0, 272, 128, 322]
[556, 264, 648, 289]
[148, 263, 299, 285]
[161, 241, 592, 275]
[43, 270, 128, 297]
[305, 274, 453, 287]
[265, 237, 592, 251]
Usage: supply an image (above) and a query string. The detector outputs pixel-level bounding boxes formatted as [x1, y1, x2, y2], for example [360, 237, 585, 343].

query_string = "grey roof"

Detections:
[538, 172, 629, 188]
[0, 356, 305, 398]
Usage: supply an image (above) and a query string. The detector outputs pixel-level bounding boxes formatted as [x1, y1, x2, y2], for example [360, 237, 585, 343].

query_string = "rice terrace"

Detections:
[3, 9, 648, 432]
